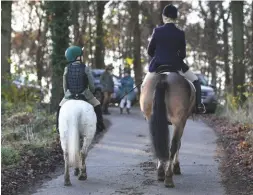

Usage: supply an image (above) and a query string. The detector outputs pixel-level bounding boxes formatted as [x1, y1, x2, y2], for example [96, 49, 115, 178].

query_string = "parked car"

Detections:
[196, 73, 218, 113]
[12, 75, 44, 96]
[91, 69, 138, 104]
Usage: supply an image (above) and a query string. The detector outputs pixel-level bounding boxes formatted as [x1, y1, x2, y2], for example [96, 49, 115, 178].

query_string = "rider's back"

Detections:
[148, 23, 185, 72]
[66, 63, 89, 94]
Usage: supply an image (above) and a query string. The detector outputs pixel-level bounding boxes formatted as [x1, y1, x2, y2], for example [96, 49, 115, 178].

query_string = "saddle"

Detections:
[67, 93, 88, 101]
[155, 65, 178, 74]
[155, 65, 196, 91]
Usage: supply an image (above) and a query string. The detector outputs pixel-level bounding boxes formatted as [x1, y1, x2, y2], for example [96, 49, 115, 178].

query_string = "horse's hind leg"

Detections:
[78, 150, 87, 180]
[78, 137, 88, 181]
[157, 159, 165, 181]
[164, 123, 184, 188]
[173, 141, 181, 175]
[64, 152, 72, 186]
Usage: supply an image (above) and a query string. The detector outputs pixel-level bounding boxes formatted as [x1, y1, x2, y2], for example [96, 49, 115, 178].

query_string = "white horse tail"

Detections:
[67, 115, 80, 167]
[59, 100, 80, 168]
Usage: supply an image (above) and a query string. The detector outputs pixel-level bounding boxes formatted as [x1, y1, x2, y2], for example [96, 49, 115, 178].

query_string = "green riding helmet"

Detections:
[65, 46, 83, 62]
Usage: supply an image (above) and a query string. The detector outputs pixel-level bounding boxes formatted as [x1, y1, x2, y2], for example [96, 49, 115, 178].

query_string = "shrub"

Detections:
[1, 146, 20, 166]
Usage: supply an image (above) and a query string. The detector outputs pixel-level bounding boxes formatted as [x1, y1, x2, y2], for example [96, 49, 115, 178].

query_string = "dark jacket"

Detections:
[100, 71, 114, 93]
[147, 23, 189, 73]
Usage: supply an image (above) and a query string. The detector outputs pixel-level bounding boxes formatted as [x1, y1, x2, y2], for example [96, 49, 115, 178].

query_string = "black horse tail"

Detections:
[149, 74, 169, 161]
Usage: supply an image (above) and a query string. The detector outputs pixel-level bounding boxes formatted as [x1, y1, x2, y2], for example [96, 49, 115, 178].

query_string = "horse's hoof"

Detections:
[78, 174, 87, 181]
[157, 169, 165, 181]
[173, 163, 181, 175]
[64, 181, 72, 186]
[164, 177, 175, 188]
[74, 168, 79, 176]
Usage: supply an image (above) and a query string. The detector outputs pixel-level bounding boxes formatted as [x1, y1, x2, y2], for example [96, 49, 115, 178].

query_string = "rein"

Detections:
[119, 81, 143, 100]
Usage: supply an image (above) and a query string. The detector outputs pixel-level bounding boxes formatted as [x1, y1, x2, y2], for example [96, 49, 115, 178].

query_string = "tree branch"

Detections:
[198, 1, 207, 18]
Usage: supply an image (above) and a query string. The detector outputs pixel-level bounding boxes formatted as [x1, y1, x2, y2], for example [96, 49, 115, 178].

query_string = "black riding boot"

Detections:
[94, 105, 106, 134]
[56, 106, 61, 133]
[193, 80, 206, 114]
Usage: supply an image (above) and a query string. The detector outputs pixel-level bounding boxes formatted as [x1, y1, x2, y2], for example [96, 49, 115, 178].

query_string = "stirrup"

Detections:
[197, 103, 206, 114]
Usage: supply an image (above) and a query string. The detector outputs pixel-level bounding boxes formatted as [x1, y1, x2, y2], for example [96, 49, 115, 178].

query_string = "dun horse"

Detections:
[140, 70, 195, 188]
[58, 100, 97, 186]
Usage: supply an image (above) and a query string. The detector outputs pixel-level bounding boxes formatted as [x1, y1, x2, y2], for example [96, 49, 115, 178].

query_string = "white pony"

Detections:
[58, 100, 97, 186]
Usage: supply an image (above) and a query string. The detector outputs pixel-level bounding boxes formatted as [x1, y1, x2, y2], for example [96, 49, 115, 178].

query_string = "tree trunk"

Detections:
[219, 4, 231, 91]
[130, 1, 142, 95]
[1, 1, 12, 84]
[71, 1, 81, 45]
[46, 1, 70, 112]
[207, 2, 217, 86]
[95, 1, 107, 69]
[160, 1, 172, 25]
[88, 2, 94, 67]
[231, 1, 245, 101]
[223, 18, 231, 90]
[251, 2, 253, 82]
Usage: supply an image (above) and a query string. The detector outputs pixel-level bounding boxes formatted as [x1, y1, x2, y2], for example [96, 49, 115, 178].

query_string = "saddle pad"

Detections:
[185, 79, 196, 92]
[160, 72, 170, 75]
[159, 73, 196, 92]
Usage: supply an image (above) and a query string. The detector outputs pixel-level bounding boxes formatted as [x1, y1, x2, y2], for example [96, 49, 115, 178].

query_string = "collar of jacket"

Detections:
[164, 23, 176, 27]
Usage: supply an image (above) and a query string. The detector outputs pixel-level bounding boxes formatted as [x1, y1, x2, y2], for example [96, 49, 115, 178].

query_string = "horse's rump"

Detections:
[140, 72, 195, 122]
[59, 100, 97, 167]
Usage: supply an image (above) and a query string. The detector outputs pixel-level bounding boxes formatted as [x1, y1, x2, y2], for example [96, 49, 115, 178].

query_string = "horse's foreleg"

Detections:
[64, 152, 72, 186]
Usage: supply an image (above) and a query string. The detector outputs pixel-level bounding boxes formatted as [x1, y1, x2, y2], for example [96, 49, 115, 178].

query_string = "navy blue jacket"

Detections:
[147, 23, 188, 72]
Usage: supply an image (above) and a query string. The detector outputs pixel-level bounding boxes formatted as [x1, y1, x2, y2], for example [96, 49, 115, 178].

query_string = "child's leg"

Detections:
[120, 97, 126, 108]
[126, 99, 131, 109]
[87, 97, 105, 133]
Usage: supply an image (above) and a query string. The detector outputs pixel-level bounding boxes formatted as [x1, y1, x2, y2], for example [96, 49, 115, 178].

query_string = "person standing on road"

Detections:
[100, 64, 114, 115]
[119, 68, 135, 114]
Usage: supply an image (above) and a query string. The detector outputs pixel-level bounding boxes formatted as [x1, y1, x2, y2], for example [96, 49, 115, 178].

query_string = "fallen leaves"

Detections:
[1, 141, 64, 195]
[200, 114, 253, 195]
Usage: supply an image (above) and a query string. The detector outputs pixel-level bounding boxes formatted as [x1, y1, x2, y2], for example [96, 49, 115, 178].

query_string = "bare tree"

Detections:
[231, 1, 245, 101]
[130, 1, 142, 94]
[219, 3, 231, 90]
[95, 1, 108, 69]
[1, 1, 12, 84]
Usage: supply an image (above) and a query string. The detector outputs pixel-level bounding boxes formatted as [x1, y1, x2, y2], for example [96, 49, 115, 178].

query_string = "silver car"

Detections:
[196, 73, 218, 113]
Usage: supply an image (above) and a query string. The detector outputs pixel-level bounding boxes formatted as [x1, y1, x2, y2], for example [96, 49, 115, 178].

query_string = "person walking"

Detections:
[119, 68, 135, 114]
[100, 64, 114, 115]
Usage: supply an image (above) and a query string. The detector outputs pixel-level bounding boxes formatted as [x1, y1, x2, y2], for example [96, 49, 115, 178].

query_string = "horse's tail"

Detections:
[149, 74, 169, 161]
[67, 114, 80, 167]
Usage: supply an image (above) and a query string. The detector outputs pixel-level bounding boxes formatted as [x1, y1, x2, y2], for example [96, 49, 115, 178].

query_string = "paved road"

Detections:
[32, 107, 225, 195]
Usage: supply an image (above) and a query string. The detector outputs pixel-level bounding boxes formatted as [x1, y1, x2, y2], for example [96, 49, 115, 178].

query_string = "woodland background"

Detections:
[1, 1, 253, 194]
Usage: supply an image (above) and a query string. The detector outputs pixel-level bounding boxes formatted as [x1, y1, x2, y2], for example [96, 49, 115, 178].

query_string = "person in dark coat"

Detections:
[146, 4, 205, 113]
[100, 64, 114, 115]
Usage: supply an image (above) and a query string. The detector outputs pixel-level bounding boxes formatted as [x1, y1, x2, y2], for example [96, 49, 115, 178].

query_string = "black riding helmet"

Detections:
[162, 4, 178, 19]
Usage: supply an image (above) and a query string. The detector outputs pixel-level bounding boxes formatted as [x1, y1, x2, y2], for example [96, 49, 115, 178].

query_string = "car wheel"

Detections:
[94, 89, 103, 103]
